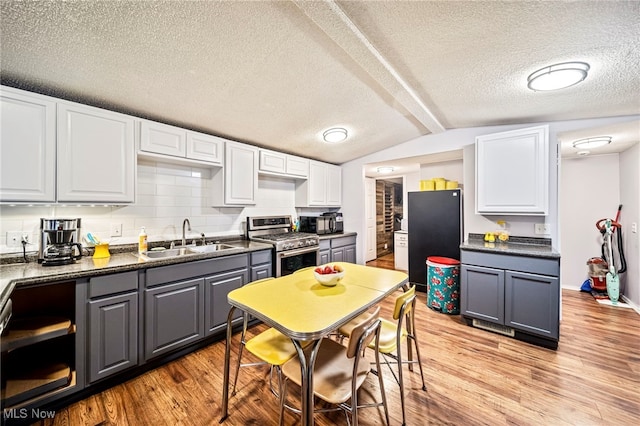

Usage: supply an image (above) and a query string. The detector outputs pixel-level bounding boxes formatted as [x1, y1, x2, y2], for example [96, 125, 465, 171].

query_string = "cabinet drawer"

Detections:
[461, 250, 559, 276]
[89, 271, 138, 298]
[250, 250, 272, 266]
[329, 235, 356, 248]
[146, 255, 248, 287]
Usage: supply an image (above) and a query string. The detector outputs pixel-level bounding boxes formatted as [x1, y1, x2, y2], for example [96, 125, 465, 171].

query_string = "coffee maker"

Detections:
[38, 218, 83, 266]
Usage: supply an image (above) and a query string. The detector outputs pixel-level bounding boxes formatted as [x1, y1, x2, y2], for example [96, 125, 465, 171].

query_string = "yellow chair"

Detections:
[279, 307, 389, 426]
[232, 277, 309, 397]
[338, 286, 426, 426]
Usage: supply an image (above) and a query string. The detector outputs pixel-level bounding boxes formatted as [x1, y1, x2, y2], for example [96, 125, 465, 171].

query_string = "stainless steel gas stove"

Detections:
[246, 216, 319, 276]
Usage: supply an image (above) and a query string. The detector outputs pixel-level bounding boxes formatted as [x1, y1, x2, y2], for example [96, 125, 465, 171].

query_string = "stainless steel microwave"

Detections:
[300, 215, 343, 235]
[299, 216, 332, 234]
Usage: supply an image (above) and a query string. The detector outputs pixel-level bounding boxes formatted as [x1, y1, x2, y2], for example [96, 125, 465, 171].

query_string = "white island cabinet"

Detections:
[0, 87, 56, 203]
[57, 102, 136, 203]
[475, 125, 549, 215]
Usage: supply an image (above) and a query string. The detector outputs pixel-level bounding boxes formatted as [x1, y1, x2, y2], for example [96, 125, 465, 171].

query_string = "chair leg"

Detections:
[408, 309, 427, 391]
[396, 342, 407, 426]
[374, 349, 390, 426]
[278, 377, 288, 426]
[409, 336, 427, 391]
[231, 313, 249, 395]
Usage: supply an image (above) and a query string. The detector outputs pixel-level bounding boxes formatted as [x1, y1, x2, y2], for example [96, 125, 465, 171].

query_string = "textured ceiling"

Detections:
[1, 1, 639, 165]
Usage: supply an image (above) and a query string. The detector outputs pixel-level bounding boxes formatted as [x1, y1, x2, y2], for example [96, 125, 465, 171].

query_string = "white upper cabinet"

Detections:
[186, 131, 223, 164]
[475, 125, 549, 215]
[258, 149, 309, 178]
[139, 120, 222, 166]
[0, 87, 56, 203]
[295, 160, 342, 207]
[211, 141, 258, 206]
[326, 164, 342, 206]
[140, 120, 185, 157]
[57, 102, 136, 203]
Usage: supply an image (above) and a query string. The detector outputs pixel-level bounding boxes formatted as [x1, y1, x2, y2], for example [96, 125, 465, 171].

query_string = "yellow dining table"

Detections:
[220, 262, 408, 426]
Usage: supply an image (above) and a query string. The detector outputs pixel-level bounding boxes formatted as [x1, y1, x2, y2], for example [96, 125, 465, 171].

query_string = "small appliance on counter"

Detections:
[38, 218, 83, 266]
[300, 213, 343, 235]
[322, 212, 344, 234]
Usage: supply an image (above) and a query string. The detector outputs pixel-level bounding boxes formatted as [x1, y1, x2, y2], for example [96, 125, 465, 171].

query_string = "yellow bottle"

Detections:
[138, 227, 148, 254]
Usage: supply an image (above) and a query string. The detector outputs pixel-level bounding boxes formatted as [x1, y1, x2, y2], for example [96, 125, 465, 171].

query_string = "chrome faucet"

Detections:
[182, 218, 191, 247]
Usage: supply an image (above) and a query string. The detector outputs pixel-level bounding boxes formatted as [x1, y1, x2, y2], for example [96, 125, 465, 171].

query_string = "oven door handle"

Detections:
[278, 246, 319, 258]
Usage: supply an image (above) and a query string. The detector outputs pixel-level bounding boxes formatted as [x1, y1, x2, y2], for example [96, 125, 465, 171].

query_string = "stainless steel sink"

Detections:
[187, 244, 238, 254]
[138, 243, 239, 260]
[141, 248, 192, 259]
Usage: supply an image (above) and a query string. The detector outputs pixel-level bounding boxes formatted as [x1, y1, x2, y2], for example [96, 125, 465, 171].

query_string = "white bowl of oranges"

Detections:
[313, 264, 345, 286]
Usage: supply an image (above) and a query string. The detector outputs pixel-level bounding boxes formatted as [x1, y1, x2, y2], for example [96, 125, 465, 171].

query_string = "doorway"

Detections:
[366, 178, 403, 268]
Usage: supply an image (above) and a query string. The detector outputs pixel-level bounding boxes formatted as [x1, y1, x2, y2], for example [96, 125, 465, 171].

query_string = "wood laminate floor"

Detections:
[38, 262, 639, 426]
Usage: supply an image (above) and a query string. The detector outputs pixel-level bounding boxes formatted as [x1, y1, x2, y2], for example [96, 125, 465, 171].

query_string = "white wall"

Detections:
[342, 115, 640, 264]
[0, 159, 303, 253]
[619, 143, 640, 307]
[560, 154, 621, 290]
[419, 160, 463, 185]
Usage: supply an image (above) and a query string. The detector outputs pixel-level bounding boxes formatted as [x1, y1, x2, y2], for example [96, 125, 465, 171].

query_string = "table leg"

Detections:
[220, 307, 236, 423]
[292, 338, 322, 426]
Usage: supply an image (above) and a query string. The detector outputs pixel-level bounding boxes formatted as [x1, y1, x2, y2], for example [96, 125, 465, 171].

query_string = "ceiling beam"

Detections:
[294, 0, 446, 134]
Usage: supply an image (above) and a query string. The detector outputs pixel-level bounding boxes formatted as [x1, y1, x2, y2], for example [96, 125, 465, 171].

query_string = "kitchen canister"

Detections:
[434, 179, 446, 190]
[93, 243, 111, 259]
[426, 256, 460, 314]
[446, 180, 458, 189]
[420, 180, 435, 191]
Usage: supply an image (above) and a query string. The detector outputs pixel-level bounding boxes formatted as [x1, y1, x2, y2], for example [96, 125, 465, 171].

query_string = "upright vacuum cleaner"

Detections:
[593, 205, 627, 303]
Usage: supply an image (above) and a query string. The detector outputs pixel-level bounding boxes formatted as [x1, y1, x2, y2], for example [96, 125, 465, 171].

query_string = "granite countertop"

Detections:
[0, 239, 273, 313]
[460, 234, 560, 259]
[317, 231, 357, 240]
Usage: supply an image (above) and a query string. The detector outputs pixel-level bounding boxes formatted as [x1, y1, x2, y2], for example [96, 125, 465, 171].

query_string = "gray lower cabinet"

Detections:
[87, 271, 138, 383]
[319, 240, 331, 264]
[250, 249, 272, 281]
[144, 277, 205, 360]
[461, 250, 560, 347]
[88, 293, 138, 383]
[324, 235, 357, 263]
[205, 268, 249, 335]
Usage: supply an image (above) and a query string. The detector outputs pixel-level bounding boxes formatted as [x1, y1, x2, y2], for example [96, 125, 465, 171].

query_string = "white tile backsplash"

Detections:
[0, 159, 303, 253]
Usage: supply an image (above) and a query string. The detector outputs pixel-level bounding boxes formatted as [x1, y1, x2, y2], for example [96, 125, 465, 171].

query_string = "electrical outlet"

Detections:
[632, 222, 638, 234]
[534, 223, 550, 235]
[6, 231, 29, 247]
[110, 223, 122, 237]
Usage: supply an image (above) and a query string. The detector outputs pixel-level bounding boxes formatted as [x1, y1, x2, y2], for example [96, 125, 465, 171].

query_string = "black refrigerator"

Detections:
[407, 189, 463, 292]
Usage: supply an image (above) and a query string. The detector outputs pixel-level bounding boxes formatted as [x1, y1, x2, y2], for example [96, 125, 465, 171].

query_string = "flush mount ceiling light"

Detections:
[527, 62, 590, 91]
[322, 127, 348, 143]
[572, 136, 612, 149]
[377, 166, 394, 174]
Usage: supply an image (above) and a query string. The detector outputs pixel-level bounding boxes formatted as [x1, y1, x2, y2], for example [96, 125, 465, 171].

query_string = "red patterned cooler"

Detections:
[426, 256, 461, 314]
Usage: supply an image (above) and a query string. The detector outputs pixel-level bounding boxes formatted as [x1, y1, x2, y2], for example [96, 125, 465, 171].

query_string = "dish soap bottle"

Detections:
[138, 227, 148, 254]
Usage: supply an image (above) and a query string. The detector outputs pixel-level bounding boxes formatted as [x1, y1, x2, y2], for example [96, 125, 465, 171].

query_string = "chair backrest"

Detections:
[392, 285, 416, 320]
[346, 306, 381, 359]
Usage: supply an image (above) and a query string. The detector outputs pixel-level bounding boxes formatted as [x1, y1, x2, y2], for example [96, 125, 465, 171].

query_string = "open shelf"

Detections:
[1, 362, 72, 407]
[1, 282, 78, 410]
[1, 316, 74, 352]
